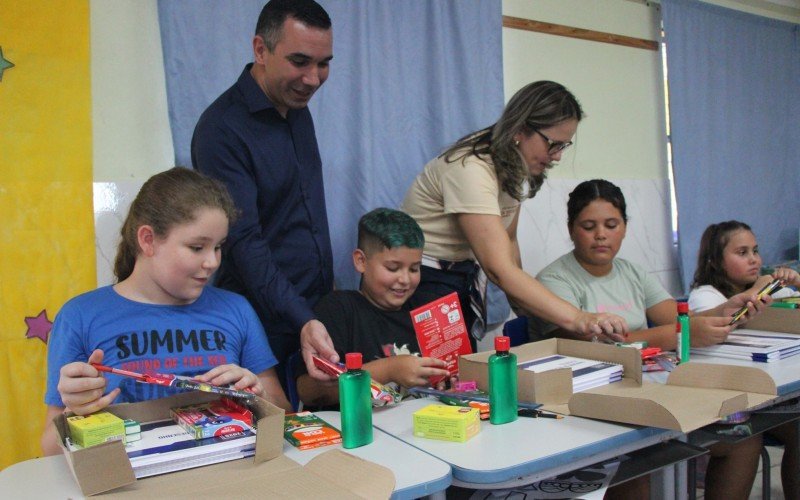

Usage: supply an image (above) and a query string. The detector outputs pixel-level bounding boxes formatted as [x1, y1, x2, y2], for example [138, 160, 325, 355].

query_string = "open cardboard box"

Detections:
[744, 306, 800, 334]
[54, 391, 394, 498]
[459, 338, 778, 432]
[459, 338, 642, 406]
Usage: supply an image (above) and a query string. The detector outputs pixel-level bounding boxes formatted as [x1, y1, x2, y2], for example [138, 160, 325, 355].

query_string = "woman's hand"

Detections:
[194, 364, 263, 398]
[689, 316, 734, 347]
[57, 349, 119, 416]
[571, 311, 628, 343]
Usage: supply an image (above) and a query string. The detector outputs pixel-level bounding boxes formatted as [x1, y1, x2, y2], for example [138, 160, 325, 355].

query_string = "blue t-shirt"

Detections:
[45, 286, 276, 406]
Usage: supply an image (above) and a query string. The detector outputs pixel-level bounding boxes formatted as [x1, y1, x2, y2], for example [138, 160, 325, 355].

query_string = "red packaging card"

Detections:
[410, 292, 473, 385]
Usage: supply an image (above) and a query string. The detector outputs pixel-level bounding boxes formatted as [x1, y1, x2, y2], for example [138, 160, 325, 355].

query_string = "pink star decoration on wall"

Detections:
[25, 310, 53, 344]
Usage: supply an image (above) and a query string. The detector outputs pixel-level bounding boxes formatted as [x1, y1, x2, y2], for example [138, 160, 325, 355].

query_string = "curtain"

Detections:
[662, 0, 800, 291]
[157, 0, 504, 290]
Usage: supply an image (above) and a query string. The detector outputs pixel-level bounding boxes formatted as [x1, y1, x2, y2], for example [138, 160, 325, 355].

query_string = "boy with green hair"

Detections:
[297, 208, 449, 408]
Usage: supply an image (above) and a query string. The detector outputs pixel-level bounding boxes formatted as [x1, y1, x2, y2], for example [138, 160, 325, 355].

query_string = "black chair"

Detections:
[502, 316, 529, 347]
[285, 350, 302, 412]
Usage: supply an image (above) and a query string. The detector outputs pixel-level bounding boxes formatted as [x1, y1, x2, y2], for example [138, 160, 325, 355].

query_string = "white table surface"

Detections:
[372, 397, 680, 488]
[284, 411, 451, 500]
[0, 415, 451, 500]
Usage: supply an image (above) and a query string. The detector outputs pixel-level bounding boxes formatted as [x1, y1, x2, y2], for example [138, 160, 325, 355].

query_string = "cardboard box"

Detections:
[413, 404, 480, 442]
[459, 338, 779, 432]
[459, 338, 643, 406]
[744, 307, 800, 334]
[54, 391, 394, 497]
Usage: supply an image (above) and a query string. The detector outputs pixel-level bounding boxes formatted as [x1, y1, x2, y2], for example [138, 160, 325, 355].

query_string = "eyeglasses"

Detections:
[534, 129, 573, 155]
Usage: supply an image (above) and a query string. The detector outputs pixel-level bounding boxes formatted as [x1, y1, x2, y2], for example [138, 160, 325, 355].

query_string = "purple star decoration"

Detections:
[25, 310, 52, 344]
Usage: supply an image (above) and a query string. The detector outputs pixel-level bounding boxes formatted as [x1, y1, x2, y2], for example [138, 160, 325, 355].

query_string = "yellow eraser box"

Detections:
[413, 404, 480, 442]
[67, 411, 125, 448]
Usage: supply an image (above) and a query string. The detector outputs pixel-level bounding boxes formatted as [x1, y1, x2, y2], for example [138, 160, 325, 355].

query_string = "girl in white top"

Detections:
[689, 220, 800, 312]
[688, 220, 800, 498]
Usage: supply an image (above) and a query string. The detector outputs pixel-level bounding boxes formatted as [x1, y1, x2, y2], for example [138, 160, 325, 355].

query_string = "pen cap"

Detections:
[345, 352, 363, 370]
[677, 301, 689, 314]
[494, 336, 510, 352]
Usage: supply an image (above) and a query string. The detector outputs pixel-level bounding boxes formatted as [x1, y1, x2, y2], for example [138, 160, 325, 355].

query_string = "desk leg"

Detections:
[650, 464, 679, 500]
[686, 457, 696, 500]
[426, 491, 446, 500]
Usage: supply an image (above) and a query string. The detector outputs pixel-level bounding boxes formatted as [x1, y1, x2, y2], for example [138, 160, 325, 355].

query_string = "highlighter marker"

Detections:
[770, 302, 798, 309]
[729, 279, 782, 325]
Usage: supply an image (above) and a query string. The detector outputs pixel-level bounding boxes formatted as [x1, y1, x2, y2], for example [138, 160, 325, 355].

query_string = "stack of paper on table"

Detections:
[68, 419, 257, 478]
[691, 329, 800, 362]
[518, 354, 623, 393]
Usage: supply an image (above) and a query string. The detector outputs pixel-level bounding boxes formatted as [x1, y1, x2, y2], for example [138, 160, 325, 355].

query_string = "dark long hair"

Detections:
[690, 221, 754, 298]
[442, 81, 583, 202]
[567, 179, 628, 230]
[114, 167, 238, 282]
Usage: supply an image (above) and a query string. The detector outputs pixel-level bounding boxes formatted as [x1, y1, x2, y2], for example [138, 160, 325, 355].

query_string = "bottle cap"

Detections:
[345, 352, 362, 370]
[677, 301, 689, 314]
[494, 336, 510, 351]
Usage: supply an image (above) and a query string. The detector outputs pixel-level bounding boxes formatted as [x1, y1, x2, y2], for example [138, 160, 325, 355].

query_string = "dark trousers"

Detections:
[412, 264, 478, 352]
[267, 331, 301, 393]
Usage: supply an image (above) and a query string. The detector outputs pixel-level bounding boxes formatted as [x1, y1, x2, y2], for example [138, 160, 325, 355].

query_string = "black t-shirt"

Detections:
[294, 291, 421, 410]
[315, 290, 420, 361]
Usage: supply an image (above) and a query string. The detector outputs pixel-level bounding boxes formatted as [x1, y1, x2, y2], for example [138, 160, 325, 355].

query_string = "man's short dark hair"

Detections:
[255, 0, 331, 51]
[357, 208, 424, 256]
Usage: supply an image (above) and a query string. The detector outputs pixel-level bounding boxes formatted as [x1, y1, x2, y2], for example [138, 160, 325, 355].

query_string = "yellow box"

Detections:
[67, 411, 125, 448]
[413, 404, 480, 442]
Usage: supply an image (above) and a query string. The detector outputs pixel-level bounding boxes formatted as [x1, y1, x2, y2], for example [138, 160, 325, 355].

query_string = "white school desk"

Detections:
[0, 421, 451, 500]
[372, 397, 682, 490]
[284, 411, 451, 500]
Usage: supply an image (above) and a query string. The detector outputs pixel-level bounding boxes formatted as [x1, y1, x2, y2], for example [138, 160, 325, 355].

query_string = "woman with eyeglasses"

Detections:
[402, 81, 629, 344]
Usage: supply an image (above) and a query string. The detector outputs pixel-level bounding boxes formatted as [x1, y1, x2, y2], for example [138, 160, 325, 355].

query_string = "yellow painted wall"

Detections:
[0, 0, 94, 468]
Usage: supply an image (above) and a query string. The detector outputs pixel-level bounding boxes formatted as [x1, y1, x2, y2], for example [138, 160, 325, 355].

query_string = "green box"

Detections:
[413, 404, 480, 443]
[67, 411, 125, 448]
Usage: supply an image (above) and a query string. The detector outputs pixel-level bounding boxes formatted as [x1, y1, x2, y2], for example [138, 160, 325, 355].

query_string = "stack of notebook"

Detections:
[518, 354, 623, 393]
[691, 329, 800, 362]
[68, 419, 256, 478]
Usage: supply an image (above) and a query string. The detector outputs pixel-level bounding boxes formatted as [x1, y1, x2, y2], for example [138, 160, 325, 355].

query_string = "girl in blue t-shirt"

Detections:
[41, 168, 291, 456]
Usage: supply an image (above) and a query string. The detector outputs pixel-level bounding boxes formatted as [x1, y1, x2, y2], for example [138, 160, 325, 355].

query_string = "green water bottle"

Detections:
[489, 336, 518, 424]
[339, 352, 373, 448]
[677, 301, 691, 363]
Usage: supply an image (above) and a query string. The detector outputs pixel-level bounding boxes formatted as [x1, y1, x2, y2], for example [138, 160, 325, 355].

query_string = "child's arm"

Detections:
[297, 374, 339, 407]
[194, 365, 292, 412]
[296, 355, 451, 408]
[697, 289, 772, 321]
[41, 406, 66, 456]
[364, 355, 449, 389]
[632, 300, 733, 349]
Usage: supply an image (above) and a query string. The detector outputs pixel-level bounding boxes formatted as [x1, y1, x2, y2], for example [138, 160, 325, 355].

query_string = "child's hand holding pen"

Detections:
[193, 364, 262, 399]
[726, 279, 781, 326]
[59, 349, 120, 416]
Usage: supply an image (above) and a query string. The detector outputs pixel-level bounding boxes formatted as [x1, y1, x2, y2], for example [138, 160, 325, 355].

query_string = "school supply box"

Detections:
[413, 404, 481, 443]
[53, 391, 395, 497]
[459, 338, 778, 432]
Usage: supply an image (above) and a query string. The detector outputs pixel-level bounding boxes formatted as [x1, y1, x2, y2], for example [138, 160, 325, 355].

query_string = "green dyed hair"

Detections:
[357, 208, 424, 256]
